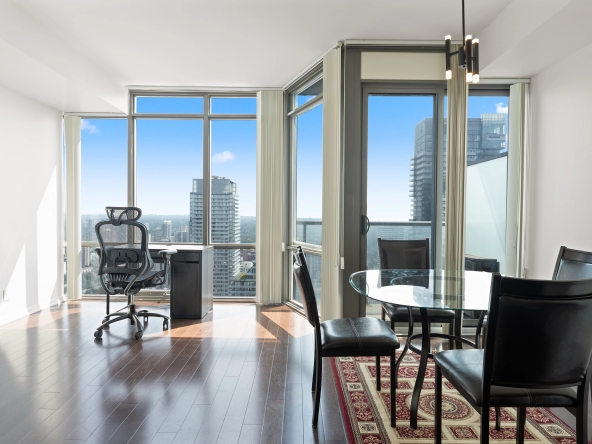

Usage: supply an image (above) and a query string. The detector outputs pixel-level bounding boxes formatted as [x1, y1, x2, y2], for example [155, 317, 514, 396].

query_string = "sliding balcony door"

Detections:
[361, 88, 445, 317]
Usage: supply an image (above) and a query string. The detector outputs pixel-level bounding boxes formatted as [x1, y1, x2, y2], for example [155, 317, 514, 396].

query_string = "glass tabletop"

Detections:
[349, 269, 492, 311]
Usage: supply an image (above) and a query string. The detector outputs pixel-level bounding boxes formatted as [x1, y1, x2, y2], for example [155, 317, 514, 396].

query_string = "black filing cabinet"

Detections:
[168, 245, 213, 319]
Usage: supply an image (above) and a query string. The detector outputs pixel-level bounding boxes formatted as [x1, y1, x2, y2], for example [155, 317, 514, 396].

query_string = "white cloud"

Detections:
[496, 103, 508, 114]
[212, 151, 236, 163]
[81, 120, 99, 134]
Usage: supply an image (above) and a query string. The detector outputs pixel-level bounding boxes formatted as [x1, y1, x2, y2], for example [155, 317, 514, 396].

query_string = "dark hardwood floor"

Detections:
[0, 301, 347, 444]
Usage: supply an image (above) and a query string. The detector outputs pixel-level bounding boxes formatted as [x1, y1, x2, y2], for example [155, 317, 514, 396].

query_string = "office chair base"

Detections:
[94, 304, 170, 340]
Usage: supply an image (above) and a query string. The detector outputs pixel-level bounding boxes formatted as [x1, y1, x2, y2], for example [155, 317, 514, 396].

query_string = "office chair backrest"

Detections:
[293, 247, 320, 330]
[484, 274, 592, 388]
[552, 246, 592, 281]
[377, 238, 430, 270]
[95, 207, 153, 282]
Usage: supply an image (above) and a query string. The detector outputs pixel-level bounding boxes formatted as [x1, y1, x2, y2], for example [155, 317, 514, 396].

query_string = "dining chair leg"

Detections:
[454, 311, 463, 349]
[381, 305, 386, 321]
[448, 318, 454, 350]
[390, 348, 396, 427]
[376, 356, 381, 391]
[576, 385, 588, 444]
[311, 343, 317, 392]
[495, 407, 501, 430]
[516, 407, 526, 444]
[480, 403, 491, 444]
[312, 354, 322, 427]
[435, 365, 442, 444]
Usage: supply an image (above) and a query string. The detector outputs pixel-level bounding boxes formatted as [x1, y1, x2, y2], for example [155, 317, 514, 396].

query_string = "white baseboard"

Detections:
[0, 298, 61, 327]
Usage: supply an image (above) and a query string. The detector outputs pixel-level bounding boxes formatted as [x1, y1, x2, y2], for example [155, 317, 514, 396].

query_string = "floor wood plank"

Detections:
[1, 301, 350, 444]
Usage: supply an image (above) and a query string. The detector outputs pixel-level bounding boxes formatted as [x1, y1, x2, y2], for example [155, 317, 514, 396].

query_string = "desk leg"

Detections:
[410, 307, 430, 429]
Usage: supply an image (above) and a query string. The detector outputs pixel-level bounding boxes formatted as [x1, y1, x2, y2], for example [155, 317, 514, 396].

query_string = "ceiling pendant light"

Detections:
[445, 0, 480, 83]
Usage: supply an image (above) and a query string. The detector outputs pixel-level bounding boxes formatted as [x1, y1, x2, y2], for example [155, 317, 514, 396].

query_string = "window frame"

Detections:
[78, 91, 258, 300]
[285, 71, 324, 308]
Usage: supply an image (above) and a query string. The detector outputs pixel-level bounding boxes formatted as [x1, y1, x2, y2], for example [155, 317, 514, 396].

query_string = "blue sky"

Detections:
[81, 95, 508, 220]
[367, 94, 509, 221]
[81, 97, 256, 216]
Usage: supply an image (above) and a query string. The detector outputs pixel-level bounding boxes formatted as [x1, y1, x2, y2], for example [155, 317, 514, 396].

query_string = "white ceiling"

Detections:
[1, 0, 590, 113]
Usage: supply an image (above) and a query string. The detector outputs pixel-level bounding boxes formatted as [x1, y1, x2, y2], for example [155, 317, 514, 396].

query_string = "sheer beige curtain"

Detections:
[321, 46, 343, 320]
[256, 90, 284, 303]
[444, 44, 469, 272]
[506, 82, 530, 277]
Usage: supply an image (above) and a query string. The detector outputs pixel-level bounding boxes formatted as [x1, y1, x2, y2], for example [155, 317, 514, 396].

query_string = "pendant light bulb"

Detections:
[446, 70, 452, 80]
[472, 74, 480, 83]
[466, 72, 473, 82]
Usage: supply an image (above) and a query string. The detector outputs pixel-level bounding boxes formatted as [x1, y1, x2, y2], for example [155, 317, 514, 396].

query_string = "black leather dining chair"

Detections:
[476, 246, 592, 347]
[434, 274, 592, 444]
[293, 246, 400, 427]
[378, 239, 455, 343]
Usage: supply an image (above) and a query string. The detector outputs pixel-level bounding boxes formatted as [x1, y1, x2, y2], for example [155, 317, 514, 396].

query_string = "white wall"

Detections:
[0, 84, 63, 325]
[466, 156, 508, 274]
[526, 42, 592, 278]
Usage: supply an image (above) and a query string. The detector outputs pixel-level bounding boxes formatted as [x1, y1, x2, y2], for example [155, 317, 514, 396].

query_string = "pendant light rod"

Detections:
[462, 0, 466, 40]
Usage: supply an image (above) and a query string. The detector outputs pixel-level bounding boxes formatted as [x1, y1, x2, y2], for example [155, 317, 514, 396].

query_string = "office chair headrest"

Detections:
[105, 207, 142, 225]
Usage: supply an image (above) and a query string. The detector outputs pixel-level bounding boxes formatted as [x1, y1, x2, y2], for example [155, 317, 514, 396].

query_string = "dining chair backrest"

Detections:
[552, 246, 592, 281]
[485, 274, 592, 389]
[293, 246, 321, 330]
[377, 238, 430, 270]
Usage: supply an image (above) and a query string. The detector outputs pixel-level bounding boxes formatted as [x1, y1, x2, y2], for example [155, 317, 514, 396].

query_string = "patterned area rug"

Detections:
[332, 352, 584, 444]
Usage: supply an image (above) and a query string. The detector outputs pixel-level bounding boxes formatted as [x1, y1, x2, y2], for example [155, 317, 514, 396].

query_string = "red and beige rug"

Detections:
[332, 352, 584, 444]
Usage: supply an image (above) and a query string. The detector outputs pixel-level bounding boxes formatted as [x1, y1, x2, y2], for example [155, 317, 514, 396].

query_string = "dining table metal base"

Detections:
[394, 307, 478, 429]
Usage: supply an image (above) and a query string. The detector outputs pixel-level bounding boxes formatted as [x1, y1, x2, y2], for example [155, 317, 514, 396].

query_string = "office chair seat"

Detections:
[106, 270, 166, 291]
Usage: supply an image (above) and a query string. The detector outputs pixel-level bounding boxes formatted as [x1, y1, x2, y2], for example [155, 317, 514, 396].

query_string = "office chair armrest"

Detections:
[158, 249, 177, 260]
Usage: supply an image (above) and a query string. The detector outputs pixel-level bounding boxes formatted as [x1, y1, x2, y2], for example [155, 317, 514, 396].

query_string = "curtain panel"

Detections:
[321, 46, 343, 320]
[256, 91, 284, 304]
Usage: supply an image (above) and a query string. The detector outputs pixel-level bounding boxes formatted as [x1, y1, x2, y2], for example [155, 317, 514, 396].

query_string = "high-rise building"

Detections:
[410, 114, 506, 221]
[161, 220, 172, 241]
[190, 176, 242, 296]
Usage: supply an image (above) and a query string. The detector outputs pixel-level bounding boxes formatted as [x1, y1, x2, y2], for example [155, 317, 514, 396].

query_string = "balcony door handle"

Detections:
[361, 215, 370, 235]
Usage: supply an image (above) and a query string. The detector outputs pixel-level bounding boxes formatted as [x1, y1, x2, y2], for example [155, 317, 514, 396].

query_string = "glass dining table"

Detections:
[349, 269, 493, 429]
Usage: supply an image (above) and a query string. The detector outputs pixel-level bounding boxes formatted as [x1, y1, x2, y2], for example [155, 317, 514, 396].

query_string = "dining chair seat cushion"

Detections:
[320, 317, 400, 356]
[434, 349, 578, 408]
[382, 303, 455, 323]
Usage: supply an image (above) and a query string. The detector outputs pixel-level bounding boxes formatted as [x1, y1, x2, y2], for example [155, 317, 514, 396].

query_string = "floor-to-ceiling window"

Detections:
[73, 93, 257, 299]
[465, 90, 510, 273]
[287, 75, 324, 310]
[80, 118, 128, 295]
[132, 93, 257, 298]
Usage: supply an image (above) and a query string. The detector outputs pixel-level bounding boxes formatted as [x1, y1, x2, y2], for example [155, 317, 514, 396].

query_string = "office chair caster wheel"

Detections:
[135, 331, 143, 340]
[163, 320, 169, 330]
[94, 330, 103, 339]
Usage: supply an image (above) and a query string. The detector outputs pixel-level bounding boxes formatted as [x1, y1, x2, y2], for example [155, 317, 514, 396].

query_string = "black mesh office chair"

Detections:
[94, 207, 176, 340]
